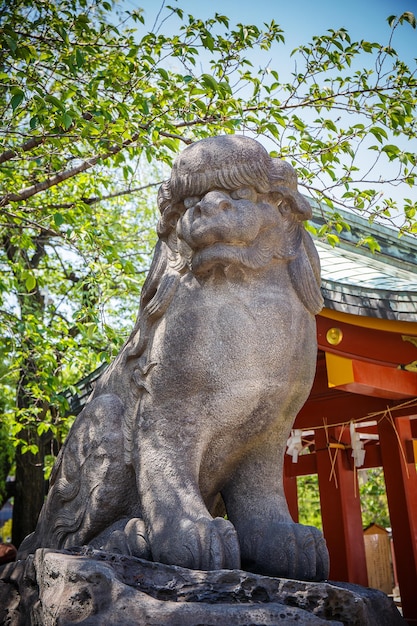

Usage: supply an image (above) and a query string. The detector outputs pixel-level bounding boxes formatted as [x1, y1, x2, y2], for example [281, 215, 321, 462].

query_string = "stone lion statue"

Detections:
[19, 135, 329, 581]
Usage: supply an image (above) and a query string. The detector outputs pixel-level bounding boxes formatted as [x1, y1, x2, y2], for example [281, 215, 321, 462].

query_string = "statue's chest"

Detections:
[151, 278, 314, 380]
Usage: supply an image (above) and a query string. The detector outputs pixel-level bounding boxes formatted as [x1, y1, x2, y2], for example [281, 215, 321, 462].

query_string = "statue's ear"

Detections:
[288, 229, 323, 315]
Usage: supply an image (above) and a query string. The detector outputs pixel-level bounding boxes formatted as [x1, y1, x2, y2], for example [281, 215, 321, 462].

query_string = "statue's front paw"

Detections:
[152, 516, 241, 571]
[242, 522, 329, 582]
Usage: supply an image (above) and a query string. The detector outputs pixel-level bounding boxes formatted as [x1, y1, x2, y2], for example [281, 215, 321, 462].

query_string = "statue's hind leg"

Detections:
[222, 429, 329, 581]
[18, 394, 144, 558]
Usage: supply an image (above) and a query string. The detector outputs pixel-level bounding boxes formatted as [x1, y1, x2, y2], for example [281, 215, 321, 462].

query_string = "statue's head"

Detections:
[157, 135, 311, 242]
[129, 135, 323, 365]
[154, 135, 316, 281]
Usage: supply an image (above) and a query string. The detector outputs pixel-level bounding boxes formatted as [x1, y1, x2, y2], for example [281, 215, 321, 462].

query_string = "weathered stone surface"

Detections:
[0, 549, 405, 626]
[18, 135, 329, 582]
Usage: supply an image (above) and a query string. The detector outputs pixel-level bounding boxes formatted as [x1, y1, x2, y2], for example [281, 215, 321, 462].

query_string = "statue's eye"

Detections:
[184, 196, 200, 209]
[230, 187, 257, 201]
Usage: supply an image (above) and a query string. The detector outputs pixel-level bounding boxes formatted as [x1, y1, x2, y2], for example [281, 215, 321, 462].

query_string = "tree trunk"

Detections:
[3, 234, 49, 548]
[12, 430, 45, 548]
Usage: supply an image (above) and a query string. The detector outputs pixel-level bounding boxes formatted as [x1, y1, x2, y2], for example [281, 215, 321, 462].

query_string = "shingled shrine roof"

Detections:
[310, 205, 417, 322]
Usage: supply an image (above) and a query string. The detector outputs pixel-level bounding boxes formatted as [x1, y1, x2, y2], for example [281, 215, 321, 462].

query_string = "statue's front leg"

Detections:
[133, 412, 241, 571]
[222, 431, 329, 581]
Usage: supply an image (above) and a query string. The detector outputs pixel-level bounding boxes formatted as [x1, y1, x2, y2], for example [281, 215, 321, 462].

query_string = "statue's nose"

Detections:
[195, 191, 232, 218]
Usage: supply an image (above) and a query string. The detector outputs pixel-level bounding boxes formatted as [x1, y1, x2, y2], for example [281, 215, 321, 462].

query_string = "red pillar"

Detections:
[378, 415, 417, 625]
[315, 426, 368, 585]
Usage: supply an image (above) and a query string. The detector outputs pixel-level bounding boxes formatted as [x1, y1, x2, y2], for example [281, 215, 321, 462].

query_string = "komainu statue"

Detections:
[19, 135, 329, 581]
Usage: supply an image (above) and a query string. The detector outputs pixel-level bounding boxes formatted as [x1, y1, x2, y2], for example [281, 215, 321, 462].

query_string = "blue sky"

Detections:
[120, 0, 417, 215]
[126, 0, 417, 61]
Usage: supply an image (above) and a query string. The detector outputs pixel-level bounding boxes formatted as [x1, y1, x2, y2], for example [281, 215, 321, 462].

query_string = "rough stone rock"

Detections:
[0, 549, 405, 625]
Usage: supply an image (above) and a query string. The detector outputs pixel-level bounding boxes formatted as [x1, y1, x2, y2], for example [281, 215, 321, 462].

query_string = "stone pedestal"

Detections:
[0, 548, 405, 625]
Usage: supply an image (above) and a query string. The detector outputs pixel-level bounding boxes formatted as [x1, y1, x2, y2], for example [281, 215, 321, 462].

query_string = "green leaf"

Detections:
[361, 41, 374, 53]
[11, 91, 24, 110]
[157, 68, 169, 81]
[400, 11, 416, 28]
[25, 274, 36, 291]
[193, 99, 207, 112]
[4, 34, 17, 52]
[161, 137, 179, 152]
[56, 25, 69, 44]
[218, 81, 232, 95]
[358, 236, 381, 253]
[201, 74, 219, 91]
[37, 422, 51, 436]
[381, 144, 400, 159]
[21, 444, 39, 455]
[75, 48, 85, 67]
[54, 213, 65, 227]
[62, 112, 73, 129]
[326, 233, 340, 247]
[45, 95, 66, 111]
[369, 127, 388, 143]
[201, 33, 215, 51]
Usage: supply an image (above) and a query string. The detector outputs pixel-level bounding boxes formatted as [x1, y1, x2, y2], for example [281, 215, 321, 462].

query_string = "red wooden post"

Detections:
[315, 426, 368, 585]
[378, 415, 417, 625]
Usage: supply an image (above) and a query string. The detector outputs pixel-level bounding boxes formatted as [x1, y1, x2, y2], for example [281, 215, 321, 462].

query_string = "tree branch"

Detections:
[0, 209, 62, 238]
[0, 113, 94, 165]
[45, 182, 163, 210]
[0, 117, 216, 208]
[0, 136, 46, 165]
[0, 138, 137, 207]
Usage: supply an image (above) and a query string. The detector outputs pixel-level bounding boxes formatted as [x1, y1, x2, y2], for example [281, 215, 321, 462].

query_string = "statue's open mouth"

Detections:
[191, 239, 273, 276]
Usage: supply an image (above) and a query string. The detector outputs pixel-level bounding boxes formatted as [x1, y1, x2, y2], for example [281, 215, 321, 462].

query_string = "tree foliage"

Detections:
[297, 470, 391, 531]
[2, 1, 417, 231]
[297, 475, 323, 530]
[359, 468, 390, 529]
[0, 0, 415, 544]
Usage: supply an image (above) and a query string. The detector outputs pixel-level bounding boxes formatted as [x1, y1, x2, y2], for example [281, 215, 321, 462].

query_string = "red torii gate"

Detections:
[285, 308, 417, 625]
